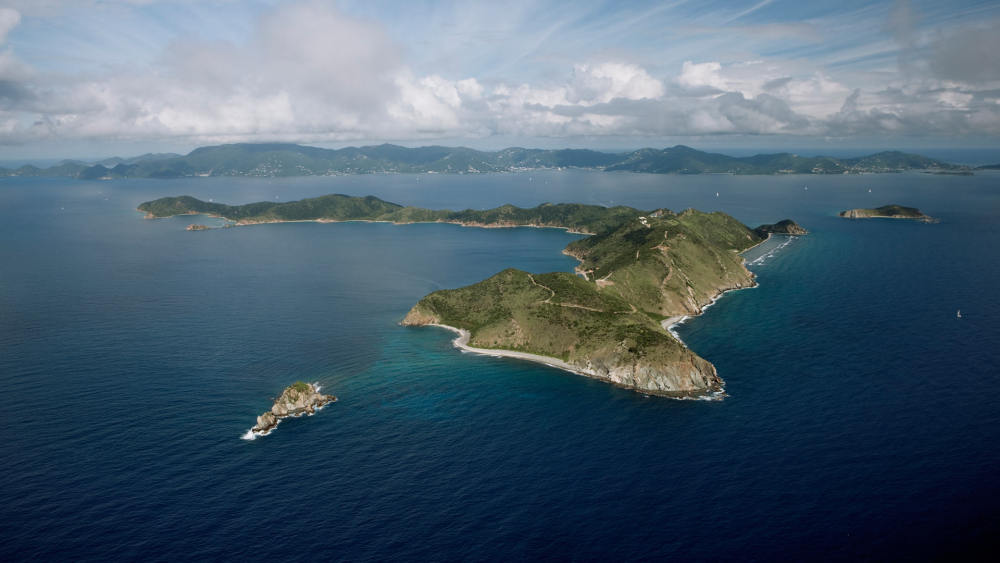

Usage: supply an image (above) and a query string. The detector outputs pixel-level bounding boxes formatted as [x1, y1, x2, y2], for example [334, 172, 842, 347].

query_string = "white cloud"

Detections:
[2, 1, 1000, 149]
[937, 91, 972, 109]
[678, 61, 727, 92]
[0, 8, 20, 44]
[571, 62, 664, 104]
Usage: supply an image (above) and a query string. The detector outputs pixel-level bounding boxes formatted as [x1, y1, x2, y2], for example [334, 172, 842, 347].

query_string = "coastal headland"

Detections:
[140, 194, 806, 398]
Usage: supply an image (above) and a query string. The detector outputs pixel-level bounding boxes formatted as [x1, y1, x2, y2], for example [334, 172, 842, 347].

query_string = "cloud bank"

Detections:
[1, 0, 999, 150]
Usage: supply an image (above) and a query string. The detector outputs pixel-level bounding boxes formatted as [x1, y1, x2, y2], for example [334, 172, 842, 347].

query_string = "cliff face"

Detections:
[577, 350, 721, 395]
[251, 382, 337, 435]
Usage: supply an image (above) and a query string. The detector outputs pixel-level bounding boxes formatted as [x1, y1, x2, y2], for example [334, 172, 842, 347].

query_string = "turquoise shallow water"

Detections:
[1, 171, 998, 560]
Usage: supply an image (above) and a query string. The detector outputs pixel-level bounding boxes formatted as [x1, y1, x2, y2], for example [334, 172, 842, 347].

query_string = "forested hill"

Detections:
[5, 143, 968, 179]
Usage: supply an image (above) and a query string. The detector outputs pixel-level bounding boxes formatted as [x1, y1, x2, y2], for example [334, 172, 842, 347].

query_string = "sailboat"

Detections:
[957, 310, 962, 318]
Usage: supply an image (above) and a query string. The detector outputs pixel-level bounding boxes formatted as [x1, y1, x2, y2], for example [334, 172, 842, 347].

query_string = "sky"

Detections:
[1, 0, 999, 159]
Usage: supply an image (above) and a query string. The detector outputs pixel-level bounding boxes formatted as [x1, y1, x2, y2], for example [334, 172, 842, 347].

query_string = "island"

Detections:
[839, 204, 936, 222]
[141, 193, 807, 398]
[4, 142, 972, 179]
[250, 381, 337, 437]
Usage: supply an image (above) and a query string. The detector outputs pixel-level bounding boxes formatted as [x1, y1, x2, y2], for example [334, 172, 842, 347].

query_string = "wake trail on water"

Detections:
[747, 235, 795, 266]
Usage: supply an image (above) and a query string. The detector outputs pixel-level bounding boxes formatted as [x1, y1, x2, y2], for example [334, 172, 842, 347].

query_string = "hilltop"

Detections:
[4, 143, 969, 179]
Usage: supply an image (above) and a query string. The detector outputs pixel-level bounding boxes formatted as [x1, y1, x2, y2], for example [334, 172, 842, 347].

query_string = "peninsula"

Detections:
[839, 204, 936, 222]
[250, 381, 337, 437]
[141, 193, 807, 397]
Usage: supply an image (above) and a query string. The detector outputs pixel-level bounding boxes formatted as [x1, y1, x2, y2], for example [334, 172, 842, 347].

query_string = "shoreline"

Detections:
[423, 323, 719, 400]
[139, 209, 596, 235]
[660, 233, 778, 344]
[840, 214, 937, 223]
[428, 323, 585, 376]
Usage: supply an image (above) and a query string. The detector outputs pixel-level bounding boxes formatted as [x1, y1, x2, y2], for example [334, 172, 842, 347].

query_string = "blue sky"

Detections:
[1, 0, 999, 158]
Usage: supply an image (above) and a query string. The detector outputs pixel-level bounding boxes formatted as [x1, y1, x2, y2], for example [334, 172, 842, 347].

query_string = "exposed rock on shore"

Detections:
[250, 382, 336, 436]
[754, 219, 809, 236]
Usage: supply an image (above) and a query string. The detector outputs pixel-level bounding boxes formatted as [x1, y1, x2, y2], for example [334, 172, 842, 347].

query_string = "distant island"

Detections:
[839, 204, 936, 222]
[141, 193, 807, 398]
[248, 381, 336, 438]
[3, 142, 972, 179]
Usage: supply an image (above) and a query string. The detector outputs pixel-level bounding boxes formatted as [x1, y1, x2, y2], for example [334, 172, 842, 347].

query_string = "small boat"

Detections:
[716, 192, 720, 197]
[957, 310, 962, 318]
[868, 188, 872, 193]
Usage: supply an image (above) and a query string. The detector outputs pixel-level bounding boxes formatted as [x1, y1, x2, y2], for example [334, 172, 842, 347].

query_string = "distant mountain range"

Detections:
[0, 142, 987, 179]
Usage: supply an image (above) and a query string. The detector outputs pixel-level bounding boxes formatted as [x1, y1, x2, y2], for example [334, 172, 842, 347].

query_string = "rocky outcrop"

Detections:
[754, 219, 808, 236]
[186, 224, 211, 231]
[400, 305, 439, 327]
[574, 349, 723, 397]
[250, 382, 337, 436]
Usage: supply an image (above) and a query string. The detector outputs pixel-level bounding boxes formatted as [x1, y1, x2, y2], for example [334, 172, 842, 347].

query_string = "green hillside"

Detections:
[5, 142, 969, 179]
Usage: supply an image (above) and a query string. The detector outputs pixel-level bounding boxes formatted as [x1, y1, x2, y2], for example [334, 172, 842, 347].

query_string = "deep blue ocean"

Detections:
[2, 170, 998, 560]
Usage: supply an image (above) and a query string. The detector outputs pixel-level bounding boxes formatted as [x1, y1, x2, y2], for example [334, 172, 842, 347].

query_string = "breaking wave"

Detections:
[747, 235, 795, 266]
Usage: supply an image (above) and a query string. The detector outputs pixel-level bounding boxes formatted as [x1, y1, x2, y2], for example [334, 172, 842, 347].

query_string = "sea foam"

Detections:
[747, 235, 795, 266]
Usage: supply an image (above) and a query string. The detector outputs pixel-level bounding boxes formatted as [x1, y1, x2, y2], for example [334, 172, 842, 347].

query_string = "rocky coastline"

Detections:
[400, 318, 725, 399]
[250, 382, 337, 437]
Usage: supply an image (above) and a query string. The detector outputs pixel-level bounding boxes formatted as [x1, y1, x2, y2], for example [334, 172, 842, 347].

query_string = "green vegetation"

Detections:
[604, 146, 964, 174]
[400, 205, 798, 395]
[138, 190, 806, 396]
[754, 219, 808, 236]
[839, 204, 934, 221]
[405, 268, 694, 368]
[564, 210, 762, 315]
[137, 194, 644, 235]
[3, 142, 970, 179]
[289, 381, 311, 393]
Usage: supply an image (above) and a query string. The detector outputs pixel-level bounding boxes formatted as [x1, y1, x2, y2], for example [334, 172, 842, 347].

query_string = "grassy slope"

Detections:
[405, 210, 764, 391]
[566, 210, 761, 315]
[404, 268, 700, 374]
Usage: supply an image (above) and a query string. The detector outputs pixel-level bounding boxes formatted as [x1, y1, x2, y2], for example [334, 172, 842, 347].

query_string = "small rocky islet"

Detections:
[839, 204, 936, 222]
[250, 382, 336, 437]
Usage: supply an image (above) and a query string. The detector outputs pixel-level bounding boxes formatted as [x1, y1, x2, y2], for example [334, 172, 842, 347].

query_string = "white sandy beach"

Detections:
[428, 323, 587, 375]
